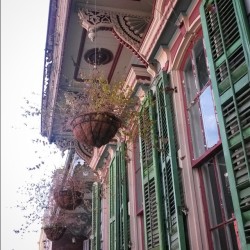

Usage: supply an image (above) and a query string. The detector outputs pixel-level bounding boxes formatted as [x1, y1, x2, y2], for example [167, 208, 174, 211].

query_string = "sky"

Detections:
[2, 1, 66, 249]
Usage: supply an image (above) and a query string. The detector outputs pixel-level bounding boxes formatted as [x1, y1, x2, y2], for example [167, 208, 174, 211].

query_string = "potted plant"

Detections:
[63, 76, 138, 148]
[43, 223, 66, 241]
[53, 188, 83, 210]
[53, 175, 85, 210]
[42, 204, 67, 241]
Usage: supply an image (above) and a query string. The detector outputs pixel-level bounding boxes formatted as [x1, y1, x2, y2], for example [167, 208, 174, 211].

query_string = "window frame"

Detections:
[180, 30, 240, 249]
[131, 130, 145, 250]
[198, 152, 239, 250]
[180, 31, 221, 167]
[133, 132, 144, 215]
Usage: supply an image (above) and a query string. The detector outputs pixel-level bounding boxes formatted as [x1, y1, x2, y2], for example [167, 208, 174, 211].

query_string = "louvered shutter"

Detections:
[200, 0, 248, 95]
[155, 72, 186, 250]
[109, 154, 118, 250]
[91, 182, 101, 250]
[139, 91, 166, 250]
[117, 143, 129, 249]
[109, 143, 130, 250]
[201, 0, 250, 248]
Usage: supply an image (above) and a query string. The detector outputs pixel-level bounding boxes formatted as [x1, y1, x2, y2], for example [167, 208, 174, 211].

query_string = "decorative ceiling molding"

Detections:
[78, 7, 150, 51]
[73, 28, 120, 83]
[111, 30, 148, 66]
[84, 48, 113, 65]
[80, 8, 112, 27]
[154, 45, 170, 71]
[54, 138, 76, 153]
[125, 65, 151, 89]
[75, 141, 94, 164]
[53, 138, 93, 163]
[89, 140, 118, 169]
[111, 14, 149, 49]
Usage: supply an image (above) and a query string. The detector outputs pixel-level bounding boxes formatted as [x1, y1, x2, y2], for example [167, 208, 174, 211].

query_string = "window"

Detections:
[182, 36, 240, 248]
[133, 133, 145, 250]
[139, 92, 166, 249]
[201, 0, 250, 245]
[134, 133, 143, 213]
[183, 38, 219, 159]
[109, 144, 130, 249]
[244, 0, 250, 24]
[91, 182, 101, 250]
[200, 151, 239, 250]
[139, 80, 187, 249]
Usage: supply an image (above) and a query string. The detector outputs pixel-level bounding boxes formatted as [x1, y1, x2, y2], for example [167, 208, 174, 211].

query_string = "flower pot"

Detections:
[53, 189, 83, 210]
[71, 112, 122, 148]
[44, 225, 66, 241]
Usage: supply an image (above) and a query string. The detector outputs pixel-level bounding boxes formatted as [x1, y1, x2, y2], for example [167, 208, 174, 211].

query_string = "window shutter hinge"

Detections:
[165, 86, 177, 93]
[178, 205, 189, 215]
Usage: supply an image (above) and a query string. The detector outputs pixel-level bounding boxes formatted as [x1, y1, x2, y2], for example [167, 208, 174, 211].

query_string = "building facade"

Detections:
[41, 0, 250, 249]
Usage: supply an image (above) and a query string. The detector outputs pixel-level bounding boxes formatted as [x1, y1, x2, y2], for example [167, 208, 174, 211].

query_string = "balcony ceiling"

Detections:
[60, 0, 153, 90]
[41, 0, 193, 162]
[40, 0, 153, 162]
[79, 0, 153, 12]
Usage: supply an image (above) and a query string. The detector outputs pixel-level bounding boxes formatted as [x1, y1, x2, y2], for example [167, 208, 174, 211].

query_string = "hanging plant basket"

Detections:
[43, 224, 66, 241]
[71, 112, 122, 148]
[53, 189, 83, 210]
[67, 223, 90, 240]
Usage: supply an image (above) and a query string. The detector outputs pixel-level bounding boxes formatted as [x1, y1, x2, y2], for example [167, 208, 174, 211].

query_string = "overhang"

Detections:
[41, 0, 153, 162]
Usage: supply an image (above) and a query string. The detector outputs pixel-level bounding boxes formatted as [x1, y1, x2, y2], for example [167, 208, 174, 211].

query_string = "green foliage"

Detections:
[85, 77, 135, 116]
[64, 77, 138, 120]
[13, 174, 55, 237]
[62, 76, 141, 141]
[21, 96, 41, 118]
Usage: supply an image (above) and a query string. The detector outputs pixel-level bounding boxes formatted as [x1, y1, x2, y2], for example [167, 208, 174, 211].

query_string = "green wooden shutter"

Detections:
[155, 72, 186, 250]
[118, 143, 129, 249]
[109, 143, 129, 250]
[139, 91, 166, 250]
[201, 0, 250, 248]
[109, 154, 118, 250]
[200, 0, 248, 95]
[91, 182, 101, 250]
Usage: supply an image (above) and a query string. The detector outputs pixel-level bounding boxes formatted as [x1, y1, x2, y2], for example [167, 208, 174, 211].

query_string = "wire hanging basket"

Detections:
[71, 111, 122, 148]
